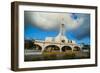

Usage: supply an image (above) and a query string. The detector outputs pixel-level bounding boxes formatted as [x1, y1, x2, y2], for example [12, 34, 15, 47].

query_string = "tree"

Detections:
[24, 40, 33, 49]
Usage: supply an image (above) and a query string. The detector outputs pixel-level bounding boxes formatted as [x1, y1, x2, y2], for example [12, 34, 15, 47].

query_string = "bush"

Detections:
[62, 52, 75, 59]
[42, 51, 76, 60]
[42, 52, 57, 60]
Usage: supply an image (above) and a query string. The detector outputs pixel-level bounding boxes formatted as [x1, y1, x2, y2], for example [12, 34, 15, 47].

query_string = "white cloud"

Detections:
[25, 12, 85, 30]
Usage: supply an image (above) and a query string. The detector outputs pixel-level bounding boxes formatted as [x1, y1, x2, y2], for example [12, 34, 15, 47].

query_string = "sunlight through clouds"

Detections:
[25, 11, 85, 30]
[24, 11, 90, 44]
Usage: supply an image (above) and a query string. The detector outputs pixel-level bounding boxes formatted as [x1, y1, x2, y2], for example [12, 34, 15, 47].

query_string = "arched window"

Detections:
[73, 46, 80, 51]
[62, 46, 72, 52]
[33, 44, 42, 51]
[44, 45, 60, 52]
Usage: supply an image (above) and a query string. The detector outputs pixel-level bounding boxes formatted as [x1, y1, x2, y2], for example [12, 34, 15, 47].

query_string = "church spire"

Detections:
[61, 24, 65, 36]
[59, 17, 65, 36]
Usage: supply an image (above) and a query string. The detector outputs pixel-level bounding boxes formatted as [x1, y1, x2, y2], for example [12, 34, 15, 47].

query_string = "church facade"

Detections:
[33, 24, 81, 52]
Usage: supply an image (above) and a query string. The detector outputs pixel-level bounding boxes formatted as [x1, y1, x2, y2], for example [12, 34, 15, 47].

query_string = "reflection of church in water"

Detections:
[33, 23, 81, 53]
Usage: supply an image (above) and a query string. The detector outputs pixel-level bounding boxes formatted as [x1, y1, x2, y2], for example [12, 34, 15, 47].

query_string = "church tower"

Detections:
[55, 23, 68, 43]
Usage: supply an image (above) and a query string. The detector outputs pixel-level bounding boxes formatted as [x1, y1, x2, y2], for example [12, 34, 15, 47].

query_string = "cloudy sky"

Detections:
[24, 11, 90, 44]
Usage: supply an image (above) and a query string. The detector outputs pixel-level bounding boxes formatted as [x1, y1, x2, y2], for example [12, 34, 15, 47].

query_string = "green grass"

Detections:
[42, 51, 76, 60]
[28, 51, 90, 61]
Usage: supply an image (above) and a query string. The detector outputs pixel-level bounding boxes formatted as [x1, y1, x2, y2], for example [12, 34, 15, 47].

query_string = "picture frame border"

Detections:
[11, 1, 98, 71]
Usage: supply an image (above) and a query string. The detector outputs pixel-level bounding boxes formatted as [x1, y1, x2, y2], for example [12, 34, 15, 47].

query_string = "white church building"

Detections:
[33, 23, 81, 52]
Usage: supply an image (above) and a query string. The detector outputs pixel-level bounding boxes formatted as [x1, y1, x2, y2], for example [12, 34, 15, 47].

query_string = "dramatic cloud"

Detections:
[69, 14, 90, 40]
[24, 11, 90, 40]
[24, 11, 84, 30]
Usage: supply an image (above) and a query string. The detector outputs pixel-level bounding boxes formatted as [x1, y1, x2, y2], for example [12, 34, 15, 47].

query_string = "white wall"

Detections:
[0, 0, 99, 73]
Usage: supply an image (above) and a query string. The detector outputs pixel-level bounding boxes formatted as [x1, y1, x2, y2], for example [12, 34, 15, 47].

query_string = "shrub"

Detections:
[62, 52, 75, 59]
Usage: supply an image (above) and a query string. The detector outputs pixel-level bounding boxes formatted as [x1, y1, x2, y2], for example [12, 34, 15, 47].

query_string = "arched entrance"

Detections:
[44, 45, 60, 52]
[33, 44, 42, 51]
[73, 46, 80, 51]
[62, 46, 72, 52]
